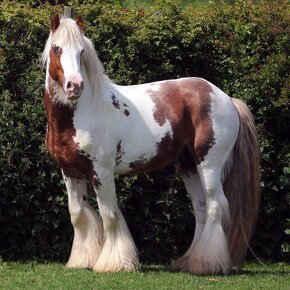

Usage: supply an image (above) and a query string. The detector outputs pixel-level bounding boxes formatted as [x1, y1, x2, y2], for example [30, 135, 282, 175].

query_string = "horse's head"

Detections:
[45, 14, 86, 102]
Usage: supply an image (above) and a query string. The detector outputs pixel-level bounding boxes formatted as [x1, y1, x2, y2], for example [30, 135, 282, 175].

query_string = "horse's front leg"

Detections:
[63, 172, 104, 269]
[92, 167, 140, 272]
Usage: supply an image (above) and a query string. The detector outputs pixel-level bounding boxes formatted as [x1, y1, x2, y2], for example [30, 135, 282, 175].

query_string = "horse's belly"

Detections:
[114, 130, 183, 175]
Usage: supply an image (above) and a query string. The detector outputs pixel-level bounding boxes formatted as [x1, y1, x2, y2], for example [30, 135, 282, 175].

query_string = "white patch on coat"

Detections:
[110, 82, 174, 174]
[203, 82, 240, 169]
[198, 81, 240, 238]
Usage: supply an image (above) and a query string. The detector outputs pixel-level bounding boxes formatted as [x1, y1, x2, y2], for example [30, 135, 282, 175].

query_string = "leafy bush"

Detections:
[0, 0, 289, 263]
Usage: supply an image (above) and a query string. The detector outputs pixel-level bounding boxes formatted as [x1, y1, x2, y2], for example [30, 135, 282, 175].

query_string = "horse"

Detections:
[41, 14, 260, 275]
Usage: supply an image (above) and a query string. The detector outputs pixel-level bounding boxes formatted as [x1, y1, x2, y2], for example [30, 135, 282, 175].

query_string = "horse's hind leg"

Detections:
[173, 157, 232, 274]
[174, 172, 206, 271]
[185, 163, 231, 275]
[64, 173, 103, 269]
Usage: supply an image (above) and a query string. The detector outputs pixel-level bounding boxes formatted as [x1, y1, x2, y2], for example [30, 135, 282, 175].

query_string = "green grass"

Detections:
[0, 262, 289, 290]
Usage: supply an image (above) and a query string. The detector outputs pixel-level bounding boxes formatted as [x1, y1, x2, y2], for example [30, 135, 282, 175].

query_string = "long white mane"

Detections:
[41, 17, 107, 97]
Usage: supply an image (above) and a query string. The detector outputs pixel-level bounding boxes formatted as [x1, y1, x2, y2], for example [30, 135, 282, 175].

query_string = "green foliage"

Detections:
[0, 0, 289, 263]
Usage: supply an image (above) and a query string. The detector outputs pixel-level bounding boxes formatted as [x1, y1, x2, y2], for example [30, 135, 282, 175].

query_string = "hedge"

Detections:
[0, 0, 289, 264]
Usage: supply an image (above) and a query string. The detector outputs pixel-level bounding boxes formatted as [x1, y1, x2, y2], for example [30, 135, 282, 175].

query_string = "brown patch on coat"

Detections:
[49, 47, 64, 87]
[124, 109, 130, 116]
[129, 132, 183, 173]
[130, 78, 215, 174]
[129, 158, 148, 172]
[178, 146, 197, 174]
[153, 78, 215, 166]
[111, 94, 120, 109]
[115, 140, 125, 165]
[44, 88, 101, 188]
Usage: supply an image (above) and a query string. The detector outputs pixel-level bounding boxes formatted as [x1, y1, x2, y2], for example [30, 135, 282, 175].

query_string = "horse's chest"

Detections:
[45, 91, 95, 180]
[46, 126, 94, 180]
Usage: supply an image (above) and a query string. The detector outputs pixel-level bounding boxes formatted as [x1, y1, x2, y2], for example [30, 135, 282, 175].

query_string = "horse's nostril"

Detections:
[67, 81, 73, 89]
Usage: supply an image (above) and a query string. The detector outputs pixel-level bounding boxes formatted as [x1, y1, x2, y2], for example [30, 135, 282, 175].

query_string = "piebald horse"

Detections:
[41, 14, 260, 275]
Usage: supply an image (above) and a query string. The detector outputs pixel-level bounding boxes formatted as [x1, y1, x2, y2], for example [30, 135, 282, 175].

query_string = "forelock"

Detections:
[51, 18, 84, 47]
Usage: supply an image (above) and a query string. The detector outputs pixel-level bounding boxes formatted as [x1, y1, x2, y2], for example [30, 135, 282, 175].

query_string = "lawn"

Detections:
[0, 262, 289, 290]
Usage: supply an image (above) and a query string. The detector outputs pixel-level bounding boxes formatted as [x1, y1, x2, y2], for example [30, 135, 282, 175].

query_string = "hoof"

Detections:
[173, 254, 231, 275]
[93, 260, 140, 272]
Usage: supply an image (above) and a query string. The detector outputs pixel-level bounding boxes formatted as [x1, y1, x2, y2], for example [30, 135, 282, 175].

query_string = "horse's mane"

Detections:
[41, 17, 107, 98]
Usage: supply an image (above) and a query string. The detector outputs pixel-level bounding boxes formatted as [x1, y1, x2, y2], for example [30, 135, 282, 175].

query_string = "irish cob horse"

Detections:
[41, 14, 260, 274]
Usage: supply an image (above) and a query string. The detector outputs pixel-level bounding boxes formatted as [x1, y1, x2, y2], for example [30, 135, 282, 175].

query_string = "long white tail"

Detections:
[224, 98, 260, 267]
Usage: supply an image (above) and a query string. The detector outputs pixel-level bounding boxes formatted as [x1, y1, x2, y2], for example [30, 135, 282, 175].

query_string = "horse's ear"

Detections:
[76, 16, 85, 32]
[51, 13, 60, 32]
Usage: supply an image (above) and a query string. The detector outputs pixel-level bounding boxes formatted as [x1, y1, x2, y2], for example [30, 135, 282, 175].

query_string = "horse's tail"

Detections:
[223, 98, 260, 267]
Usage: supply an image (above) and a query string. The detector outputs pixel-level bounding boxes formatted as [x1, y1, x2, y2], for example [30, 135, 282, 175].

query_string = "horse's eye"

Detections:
[81, 49, 85, 56]
[52, 46, 60, 55]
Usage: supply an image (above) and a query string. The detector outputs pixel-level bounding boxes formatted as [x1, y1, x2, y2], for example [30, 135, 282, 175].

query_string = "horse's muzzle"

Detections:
[66, 78, 84, 100]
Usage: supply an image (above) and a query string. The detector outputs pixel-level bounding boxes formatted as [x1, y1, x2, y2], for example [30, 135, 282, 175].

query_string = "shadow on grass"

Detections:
[237, 268, 290, 276]
[141, 263, 290, 277]
[141, 264, 167, 273]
